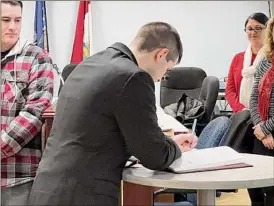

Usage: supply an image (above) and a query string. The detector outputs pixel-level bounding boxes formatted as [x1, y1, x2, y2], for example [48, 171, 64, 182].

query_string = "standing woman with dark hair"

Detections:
[249, 16, 274, 206]
[226, 13, 269, 112]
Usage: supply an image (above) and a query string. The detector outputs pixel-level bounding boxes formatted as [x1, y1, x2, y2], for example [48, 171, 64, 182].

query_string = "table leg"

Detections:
[197, 189, 216, 206]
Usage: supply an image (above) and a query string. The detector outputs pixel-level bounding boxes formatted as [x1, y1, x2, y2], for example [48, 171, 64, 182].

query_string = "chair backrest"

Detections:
[199, 76, 219, 123]
[196, 116, 231, 149]
[222, 110, 253, 152]
[160, 67, 207, 108]
[62, 63, 78, 81]
[58, 63, 78, 95]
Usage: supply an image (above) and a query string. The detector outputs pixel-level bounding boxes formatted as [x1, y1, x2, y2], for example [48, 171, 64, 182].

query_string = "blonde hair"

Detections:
[263, 17, 274, 62]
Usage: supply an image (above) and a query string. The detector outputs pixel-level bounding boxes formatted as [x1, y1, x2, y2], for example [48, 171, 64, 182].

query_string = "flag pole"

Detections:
[88, 0, 93, 55]
[43, 1, 49, 52]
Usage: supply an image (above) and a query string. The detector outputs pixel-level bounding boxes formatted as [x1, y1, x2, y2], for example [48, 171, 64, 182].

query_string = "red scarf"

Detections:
[258, 59, 274, 121]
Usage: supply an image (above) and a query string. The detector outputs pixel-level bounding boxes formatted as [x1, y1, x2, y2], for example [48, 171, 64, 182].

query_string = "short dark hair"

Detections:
[1, 1, 23, 9]
[245, 12, 269, 27]
[133, 22, 183, 64]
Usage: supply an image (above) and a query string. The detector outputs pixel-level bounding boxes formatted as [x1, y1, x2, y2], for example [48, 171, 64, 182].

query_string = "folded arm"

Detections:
[250, 59, 274, 135]
[1, 52, 54, 158]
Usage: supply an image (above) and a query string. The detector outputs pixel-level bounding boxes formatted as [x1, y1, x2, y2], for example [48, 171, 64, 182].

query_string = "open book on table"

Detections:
[167, 146, 252, 174]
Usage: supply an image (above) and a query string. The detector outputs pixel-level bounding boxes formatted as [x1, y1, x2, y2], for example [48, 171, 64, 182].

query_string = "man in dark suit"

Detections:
[28, 22, 197, 206]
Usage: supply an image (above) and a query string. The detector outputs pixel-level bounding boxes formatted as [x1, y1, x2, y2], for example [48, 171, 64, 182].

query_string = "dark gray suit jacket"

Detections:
[28, 43, 181, 206]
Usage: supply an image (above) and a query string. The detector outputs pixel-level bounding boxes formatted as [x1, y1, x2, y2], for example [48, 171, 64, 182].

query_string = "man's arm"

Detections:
[1, 51, 54, 158]
[115, 71, 181, 170]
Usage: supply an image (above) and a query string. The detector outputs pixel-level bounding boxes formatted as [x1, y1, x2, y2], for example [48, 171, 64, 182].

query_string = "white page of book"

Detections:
[169, 146, 244, 172]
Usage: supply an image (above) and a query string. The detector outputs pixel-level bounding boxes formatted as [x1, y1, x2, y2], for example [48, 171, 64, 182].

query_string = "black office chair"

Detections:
[160, 67, 207, 109]
[194, 76, 220, 134]
[58, 63, 78, 95]
[160, 67, 209, 135]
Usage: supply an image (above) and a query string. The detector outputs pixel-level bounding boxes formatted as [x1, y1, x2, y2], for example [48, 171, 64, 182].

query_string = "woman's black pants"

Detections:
[248, 138, 274, 206]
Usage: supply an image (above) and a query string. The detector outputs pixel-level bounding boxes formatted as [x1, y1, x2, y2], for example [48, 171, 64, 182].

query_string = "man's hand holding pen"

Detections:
[172, 133, 198, 152]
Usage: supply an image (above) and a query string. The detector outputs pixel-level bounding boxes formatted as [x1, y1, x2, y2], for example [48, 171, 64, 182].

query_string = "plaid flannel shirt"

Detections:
[1, 41, 54, 188]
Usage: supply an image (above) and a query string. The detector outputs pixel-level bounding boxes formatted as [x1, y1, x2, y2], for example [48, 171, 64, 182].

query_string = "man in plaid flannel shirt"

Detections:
[1, 1, 54, 205]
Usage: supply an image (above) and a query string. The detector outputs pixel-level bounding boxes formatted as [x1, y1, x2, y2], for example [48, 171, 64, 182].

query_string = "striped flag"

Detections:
[71, 1, 93, 63]
[34, 1, 49, 52]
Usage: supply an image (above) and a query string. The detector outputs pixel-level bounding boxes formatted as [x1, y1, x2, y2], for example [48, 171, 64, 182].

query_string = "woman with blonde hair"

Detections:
[249, 16, 274, 206]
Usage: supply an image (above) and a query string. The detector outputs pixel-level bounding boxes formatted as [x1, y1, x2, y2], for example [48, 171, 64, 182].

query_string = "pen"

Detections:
[192, 119, 197, 136]
[189, 119, 197, 148]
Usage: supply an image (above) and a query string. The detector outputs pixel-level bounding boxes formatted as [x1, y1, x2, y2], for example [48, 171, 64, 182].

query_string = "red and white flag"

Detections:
[71, 1, 92, 63]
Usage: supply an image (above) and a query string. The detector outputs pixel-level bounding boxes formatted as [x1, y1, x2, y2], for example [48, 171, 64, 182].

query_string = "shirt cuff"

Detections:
[167, 138, 182, 161]
[260, 123, 271, 136]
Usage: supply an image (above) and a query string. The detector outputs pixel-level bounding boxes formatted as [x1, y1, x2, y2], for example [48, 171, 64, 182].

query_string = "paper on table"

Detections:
[168, 146, 252, 174]
[156, 105, 188, 133]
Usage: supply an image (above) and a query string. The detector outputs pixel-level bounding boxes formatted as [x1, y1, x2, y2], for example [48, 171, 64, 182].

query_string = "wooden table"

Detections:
[122, 154, 274, 206]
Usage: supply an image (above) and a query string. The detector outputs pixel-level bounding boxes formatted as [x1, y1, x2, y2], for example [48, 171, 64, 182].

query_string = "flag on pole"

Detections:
[71, 1, 93, 63]
[34, 1, 49, 52]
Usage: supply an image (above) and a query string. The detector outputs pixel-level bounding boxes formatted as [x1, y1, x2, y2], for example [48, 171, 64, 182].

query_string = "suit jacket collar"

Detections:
[108, 42, 138, 66]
